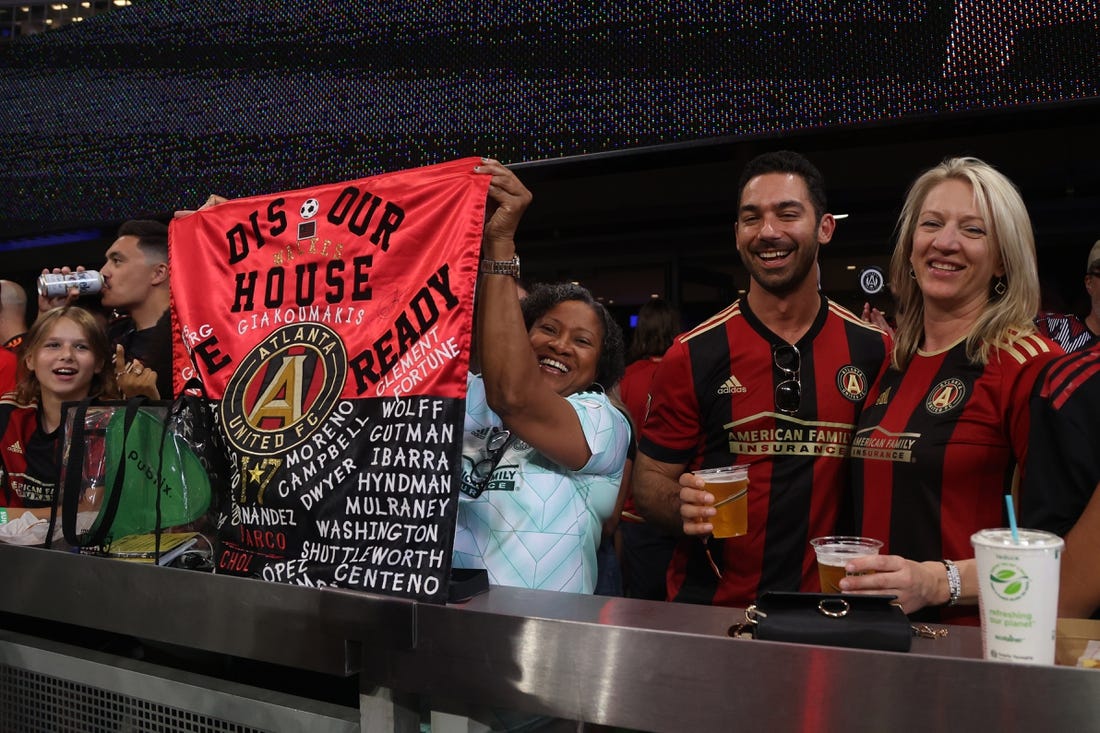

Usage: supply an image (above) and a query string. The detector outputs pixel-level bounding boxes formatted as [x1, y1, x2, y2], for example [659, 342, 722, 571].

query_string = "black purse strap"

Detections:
[55, 398, 93, 547]
[151, 396, 178, 559]
[47, 398, 91, 548]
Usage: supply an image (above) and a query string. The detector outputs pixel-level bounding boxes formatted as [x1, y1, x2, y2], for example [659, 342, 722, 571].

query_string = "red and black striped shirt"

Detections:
[1020, 343, 1100, 536]
[0, 399, 61, 508]
[852, 333, 1061, 622]
[639, 296, 891, 607]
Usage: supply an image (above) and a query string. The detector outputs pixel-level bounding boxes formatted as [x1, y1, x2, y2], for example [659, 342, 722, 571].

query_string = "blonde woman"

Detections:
[843, 157, 1062, 623]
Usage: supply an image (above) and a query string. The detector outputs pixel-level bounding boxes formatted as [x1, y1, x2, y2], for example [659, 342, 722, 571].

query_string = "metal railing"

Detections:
[2, 543, 1099, 731]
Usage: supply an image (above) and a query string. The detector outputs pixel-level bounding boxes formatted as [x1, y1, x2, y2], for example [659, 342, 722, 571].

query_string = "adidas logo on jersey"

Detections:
[874, 387, 891, 406]
[717, 375, 747, 395]
[6, 441, 22, 455]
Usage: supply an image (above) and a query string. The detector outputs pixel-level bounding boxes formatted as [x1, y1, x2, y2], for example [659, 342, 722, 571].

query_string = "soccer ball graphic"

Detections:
[299, 198, 320, 219]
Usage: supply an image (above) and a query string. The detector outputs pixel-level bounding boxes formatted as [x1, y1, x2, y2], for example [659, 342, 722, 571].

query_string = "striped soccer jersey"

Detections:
[852, 332, 1061, 622]
[1020, 343, 1100, 536]
[0, 399, 60, 508]
[639, 296, 891, 607]
[1033, 312, 1098, 354]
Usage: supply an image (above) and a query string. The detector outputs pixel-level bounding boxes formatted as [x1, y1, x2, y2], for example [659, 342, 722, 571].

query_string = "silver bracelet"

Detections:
[479, 255, 520, 278]
[941, 559, 961, 606]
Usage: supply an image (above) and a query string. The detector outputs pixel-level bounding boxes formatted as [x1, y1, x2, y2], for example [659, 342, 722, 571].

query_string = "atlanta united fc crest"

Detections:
[836, 365, 869, 402]
[221, 323, 348, 456]
[926, 377, 967, 415]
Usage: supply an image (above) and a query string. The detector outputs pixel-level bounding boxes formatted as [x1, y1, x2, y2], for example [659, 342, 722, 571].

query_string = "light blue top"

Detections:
[453, 373, 630, 593]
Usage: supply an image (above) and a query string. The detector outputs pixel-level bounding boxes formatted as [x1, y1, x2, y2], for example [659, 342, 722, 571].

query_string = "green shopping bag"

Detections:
[59, 397, 212, 548]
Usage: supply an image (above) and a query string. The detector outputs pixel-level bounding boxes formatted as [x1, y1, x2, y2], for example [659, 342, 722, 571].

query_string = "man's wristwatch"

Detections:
[480, 255, 520, 279]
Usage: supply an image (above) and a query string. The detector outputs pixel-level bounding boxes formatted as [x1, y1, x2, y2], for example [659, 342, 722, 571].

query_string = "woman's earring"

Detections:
[993, 276, 1008, 297]
[909, 267, 916, 280]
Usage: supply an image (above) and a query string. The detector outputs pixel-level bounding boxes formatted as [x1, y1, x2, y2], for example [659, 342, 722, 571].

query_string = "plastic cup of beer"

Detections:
[692, 465, 749, 539]
[971, 528, 1063, 665]
[810, 536, 883, 593]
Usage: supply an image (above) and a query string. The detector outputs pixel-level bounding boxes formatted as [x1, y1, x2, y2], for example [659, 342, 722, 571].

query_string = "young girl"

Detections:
[0, 306, 117, 531]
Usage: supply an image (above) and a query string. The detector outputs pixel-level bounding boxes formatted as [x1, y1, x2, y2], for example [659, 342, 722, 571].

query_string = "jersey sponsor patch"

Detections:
[926, 377, 967, 414]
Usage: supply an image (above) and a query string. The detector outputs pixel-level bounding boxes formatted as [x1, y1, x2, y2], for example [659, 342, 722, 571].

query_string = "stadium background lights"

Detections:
[0, 0, 126, 37]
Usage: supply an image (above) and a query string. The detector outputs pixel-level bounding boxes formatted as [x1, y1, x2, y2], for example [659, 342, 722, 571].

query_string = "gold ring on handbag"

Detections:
[818, 598, 850, 618]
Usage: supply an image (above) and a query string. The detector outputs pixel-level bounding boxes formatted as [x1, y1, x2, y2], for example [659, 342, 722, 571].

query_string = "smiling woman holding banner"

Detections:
[451, 159, 631, 594]
[844, 158, 1061, 622]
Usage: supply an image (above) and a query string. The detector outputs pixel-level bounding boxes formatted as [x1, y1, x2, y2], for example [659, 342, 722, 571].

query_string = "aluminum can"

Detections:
[37, 270, 103, 298]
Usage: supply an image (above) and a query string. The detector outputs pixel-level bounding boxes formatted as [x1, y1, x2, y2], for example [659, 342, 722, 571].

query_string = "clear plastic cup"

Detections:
[810, 536, 883, 593]
[693, 465, 749, 539]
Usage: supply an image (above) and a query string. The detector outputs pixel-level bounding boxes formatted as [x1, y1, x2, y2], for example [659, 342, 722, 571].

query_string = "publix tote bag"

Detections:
[54, 397, 213, 548]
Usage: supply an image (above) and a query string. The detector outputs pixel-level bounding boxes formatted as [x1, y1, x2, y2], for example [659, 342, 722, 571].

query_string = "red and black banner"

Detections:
[169, 158, 489, 602]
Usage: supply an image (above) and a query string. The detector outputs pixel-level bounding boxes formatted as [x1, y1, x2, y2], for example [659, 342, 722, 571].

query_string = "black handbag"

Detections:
[733, 592, 930, 653]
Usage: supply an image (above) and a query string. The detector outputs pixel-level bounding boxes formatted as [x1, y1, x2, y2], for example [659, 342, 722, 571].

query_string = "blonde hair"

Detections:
[15, 306, 118, 404]
[889, 157, 1039, 369]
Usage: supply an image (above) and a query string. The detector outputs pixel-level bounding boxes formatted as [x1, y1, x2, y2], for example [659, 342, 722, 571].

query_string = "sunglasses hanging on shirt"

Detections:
[466, 427, 516, 498]
[772, 343, 801, 415]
